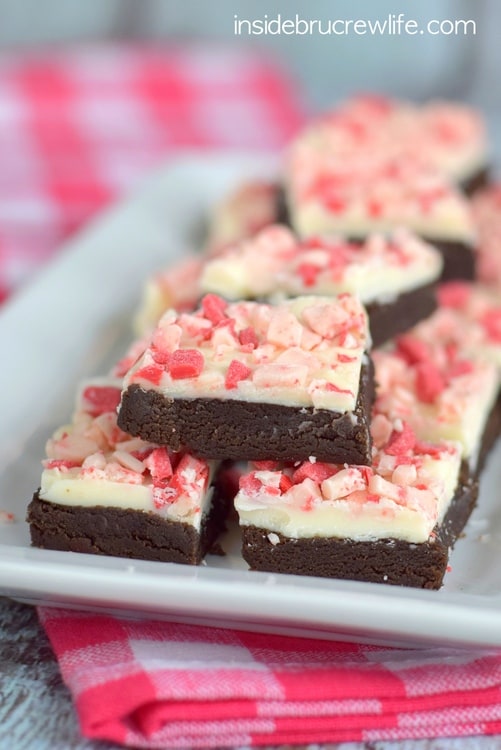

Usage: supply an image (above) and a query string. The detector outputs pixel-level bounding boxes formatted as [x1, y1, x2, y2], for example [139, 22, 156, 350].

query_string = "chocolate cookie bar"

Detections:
[285, 96, 480, 281]
[118, 294, 374, 464]
[235, 417, 468, 589]
[202, 226, 442, 346]
[27, 380, 229, 565]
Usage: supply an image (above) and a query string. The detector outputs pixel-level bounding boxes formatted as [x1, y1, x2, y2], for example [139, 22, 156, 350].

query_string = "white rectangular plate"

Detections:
[1, 153, 501, 650]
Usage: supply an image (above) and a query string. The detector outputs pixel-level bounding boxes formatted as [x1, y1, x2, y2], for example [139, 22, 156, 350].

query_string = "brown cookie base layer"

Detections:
[118, 361, 375, 465]
[240, 391, 501, 589]
[367, 283, 436, 348]
[27, 483, 231, 565]
[425, 239, 475, 282]
[460, 166, 490, 196]
[240, 477, 478, 590]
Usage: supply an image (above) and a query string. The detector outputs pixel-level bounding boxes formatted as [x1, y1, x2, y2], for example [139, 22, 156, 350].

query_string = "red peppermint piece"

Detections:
[145, 447, 173, 482]
[239, 326, 259, 349]
[292, 461, 336, 485]
[414, 440, 443, 457]
[367, 199, 383, 218]
[480, 309, 501, 343]
[151, 346, 171, 366]
[437, 281, 470, 309]
[166, 472, 186, 499]
[225, 359, 251, 389]
[132, 364, 164, 385]
[337, 353, 357, 363]
[130, 447, 155, 462]
[325, 382, 353, 395]
[44, 459, 81, 470]
[415, 362, 446, 403]
[239, 473, 263, 495]
[396, 335, 430, 365]
[202, 294, 227, 325]
[253, 460, 280, 471]
[297, 263, 320, 287]
[324, 194, 346, 213]
[300, 236, 325, 251]
[279, 474, 293, 493]
[448, 359, 474, 379]
[169, 349, 204, 379]
[386, 422, 416, 456]
[82, 386, 121, 417]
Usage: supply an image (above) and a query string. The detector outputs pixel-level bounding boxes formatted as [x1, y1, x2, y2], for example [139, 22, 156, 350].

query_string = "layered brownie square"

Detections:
[27, 380, 229, 565]
[285, 96, 482, 281]
[234, 416, 468, 589]
[202, 225, 442, 346]
[118, 294, 374, 464]
[234, 307, 501, 589]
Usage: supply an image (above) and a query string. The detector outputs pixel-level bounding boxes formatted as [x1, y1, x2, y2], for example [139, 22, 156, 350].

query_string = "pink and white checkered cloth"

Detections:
[0, 43, 304, 304]
[39, 608, 501, 748]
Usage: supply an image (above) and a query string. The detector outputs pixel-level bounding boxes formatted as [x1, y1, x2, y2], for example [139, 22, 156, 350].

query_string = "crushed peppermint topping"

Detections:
[202, 225, 442, 303]
[127, 294, 370, 413]
[42, 382, 212, 519]
[287, 96, 484, 230]
[236, 413, 460, 520]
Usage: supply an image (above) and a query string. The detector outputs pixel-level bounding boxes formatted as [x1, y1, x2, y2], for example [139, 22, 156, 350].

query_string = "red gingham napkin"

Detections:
[0, 42, 304, 304]
[39, 608, 501, 748]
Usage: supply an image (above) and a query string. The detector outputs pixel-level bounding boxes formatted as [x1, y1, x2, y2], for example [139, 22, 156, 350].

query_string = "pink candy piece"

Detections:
[396, 335, 430, 365]
[81, 386, 121, 417]
[133, 364, 164, 386]
[385, 422, 416, 456]
[239, 326, 259, 349]
[169, 350, 204, 379]
[480, 309, 501, 342]
[225, 359, 252, 390]
[202, 294, 227, 325]
[144, 448, 173, 484]
[292, 461, 336, 485]
[438, 281, 471, 310]
[415, 361, 446, 403]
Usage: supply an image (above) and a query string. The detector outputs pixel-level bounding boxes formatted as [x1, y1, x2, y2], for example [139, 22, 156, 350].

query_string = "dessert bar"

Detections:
[118, 294, 374, 464]
[285, 96, 481, 281]
[27, 380, 228, 564]
[235, 416, 468, 589]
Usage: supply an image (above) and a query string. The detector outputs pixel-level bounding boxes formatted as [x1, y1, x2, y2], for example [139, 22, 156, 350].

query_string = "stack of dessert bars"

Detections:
[28, 96, 501, 589]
